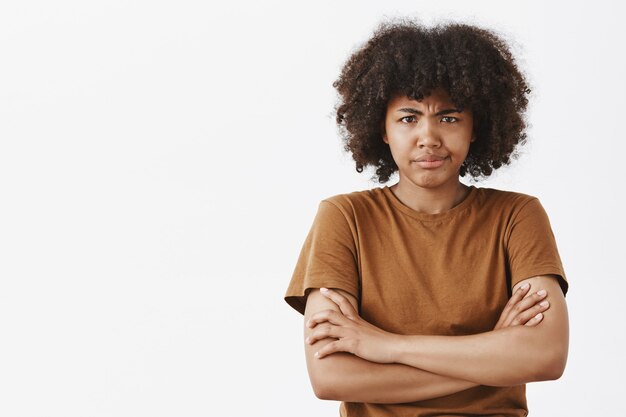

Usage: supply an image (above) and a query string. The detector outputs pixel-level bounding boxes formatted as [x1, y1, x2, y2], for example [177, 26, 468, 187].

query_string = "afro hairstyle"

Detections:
[333, 18, 532, 183]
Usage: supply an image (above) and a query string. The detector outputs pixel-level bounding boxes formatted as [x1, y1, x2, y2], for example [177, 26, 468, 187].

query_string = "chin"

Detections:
[415, 172, 451, 185]
[408, 178, 445, 189]
[404, 172, 460, 190]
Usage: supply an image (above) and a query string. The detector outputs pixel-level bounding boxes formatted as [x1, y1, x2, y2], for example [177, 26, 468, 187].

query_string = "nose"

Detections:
[415, 120, 441, 148]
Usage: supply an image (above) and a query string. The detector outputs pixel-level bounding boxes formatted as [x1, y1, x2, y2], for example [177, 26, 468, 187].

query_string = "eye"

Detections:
[441, 116, 459, 123]
[400, 116, 416, 123]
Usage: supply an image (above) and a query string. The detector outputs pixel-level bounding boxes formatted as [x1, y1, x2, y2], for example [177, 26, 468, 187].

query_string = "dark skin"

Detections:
[303, 88, 568, 393]
[333, 21, 531, 183]
[306, 273, 568, 387]
[303, 282, 554, 402]
[305, 22, 563, 400]
[382, 88, 475, 214]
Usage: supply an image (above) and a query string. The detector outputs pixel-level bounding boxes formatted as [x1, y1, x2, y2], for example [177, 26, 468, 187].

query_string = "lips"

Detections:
[411, 154, 449, 169]
[413, 155, 448, 162]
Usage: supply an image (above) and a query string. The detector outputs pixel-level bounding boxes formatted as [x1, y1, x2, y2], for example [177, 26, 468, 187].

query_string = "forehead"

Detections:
[387, 88, 456, 110]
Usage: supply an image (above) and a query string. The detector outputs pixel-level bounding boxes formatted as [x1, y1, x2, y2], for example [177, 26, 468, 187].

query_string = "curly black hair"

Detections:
[333, 18, 531, 183]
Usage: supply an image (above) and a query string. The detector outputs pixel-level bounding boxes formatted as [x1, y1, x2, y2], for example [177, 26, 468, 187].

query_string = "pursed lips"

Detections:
[412, 155, 448, 162]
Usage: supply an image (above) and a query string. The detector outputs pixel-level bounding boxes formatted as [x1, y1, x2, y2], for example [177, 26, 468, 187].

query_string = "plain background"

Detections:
[1, 1, 625, 416]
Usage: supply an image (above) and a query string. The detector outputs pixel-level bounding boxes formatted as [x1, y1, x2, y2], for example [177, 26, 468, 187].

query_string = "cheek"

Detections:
[455, 144, 472, 163]
[387, 139, 413, 159]
[385, 144, 409, 169]
[450, 133, 473, 152]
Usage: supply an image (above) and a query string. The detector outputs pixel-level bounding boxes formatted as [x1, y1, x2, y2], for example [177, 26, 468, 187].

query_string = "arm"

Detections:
[390, 274, 569, 386]
[304, 283, 550, 402]
[304, 288, 477, 403]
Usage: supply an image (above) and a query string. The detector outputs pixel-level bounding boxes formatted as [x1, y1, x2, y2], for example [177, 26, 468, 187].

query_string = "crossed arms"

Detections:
[302, 274, 569, 403]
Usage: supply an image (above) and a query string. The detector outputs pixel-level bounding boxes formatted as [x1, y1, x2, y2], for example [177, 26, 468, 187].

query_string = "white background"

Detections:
[1, 1, 624, 416]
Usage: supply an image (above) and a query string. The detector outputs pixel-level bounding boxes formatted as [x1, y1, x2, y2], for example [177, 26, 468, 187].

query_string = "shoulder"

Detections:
[474, 186, 541, 215]
[475, 186, 537, 204]
[319, 187, 387, 219]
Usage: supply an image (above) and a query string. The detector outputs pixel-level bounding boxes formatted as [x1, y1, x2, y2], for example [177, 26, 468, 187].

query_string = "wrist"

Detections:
[389, 333, 412, 364]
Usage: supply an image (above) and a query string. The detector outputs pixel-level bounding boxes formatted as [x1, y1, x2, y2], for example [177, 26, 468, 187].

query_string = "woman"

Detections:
[284, 19, 568, 416]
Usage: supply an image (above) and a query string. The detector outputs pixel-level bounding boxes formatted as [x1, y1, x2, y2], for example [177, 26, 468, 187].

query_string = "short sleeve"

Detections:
[284, 200, 360, 315]
[506, 197, 568, 296]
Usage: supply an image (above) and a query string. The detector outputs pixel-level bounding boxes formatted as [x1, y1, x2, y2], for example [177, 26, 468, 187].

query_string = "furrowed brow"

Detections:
[397, 108, 462, 116]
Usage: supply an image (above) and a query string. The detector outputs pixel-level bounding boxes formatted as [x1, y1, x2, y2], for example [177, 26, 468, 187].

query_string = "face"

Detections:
[383, 88, 475, 190]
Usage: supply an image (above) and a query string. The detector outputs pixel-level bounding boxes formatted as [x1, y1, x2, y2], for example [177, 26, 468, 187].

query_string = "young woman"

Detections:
[284, 19, 568, 417]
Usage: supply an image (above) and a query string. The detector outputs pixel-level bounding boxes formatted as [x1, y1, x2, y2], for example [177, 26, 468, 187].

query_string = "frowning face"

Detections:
[383, 88, 475, 190]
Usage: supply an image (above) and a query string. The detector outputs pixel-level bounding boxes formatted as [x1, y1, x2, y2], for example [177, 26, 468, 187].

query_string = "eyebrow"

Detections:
[396, 108, 463, 116]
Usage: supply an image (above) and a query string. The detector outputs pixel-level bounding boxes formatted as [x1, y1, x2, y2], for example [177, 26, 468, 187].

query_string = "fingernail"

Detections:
[540, 301, 549, 307]
[534, 313, 543, 320]
[521, 283, 529, 290]
[305, 337, 310, 343]
[314, 351, 319, 357]
[537, 290, 547, 297]
[320, 288, 328, 292]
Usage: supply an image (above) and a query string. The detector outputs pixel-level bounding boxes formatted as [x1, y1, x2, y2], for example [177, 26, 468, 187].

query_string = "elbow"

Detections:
[310, 371, 340, 400]
[312, 382, 334, 401]
[310, 372, 330, 400]
[537, 345, 568, 381]
[540, 364, 565, 381]
[543, 355, 567, 381]
[308, 353, 354, 401]
[307, 355, 338, 400]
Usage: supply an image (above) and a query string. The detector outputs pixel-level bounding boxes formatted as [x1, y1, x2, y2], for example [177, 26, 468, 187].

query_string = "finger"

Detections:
[495, 283, 531, 328]
[524, 312, 544, 326]
[320, 288, 359, 320]
[315, 340, 347, 359]
[307, 309, 347, 328]
[511, 289, 548, 318]
[499, 283, 531, 320]
[512, 300, 550, 326]
[501, 288, 548, 328]
[306, 323, 340, 345]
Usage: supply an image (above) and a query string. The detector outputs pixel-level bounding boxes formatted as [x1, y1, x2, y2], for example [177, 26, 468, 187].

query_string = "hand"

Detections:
[305, 288, 400, 363]
[494, 283, 550, 330]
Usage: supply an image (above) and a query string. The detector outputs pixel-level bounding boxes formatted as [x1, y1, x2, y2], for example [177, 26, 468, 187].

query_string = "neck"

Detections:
[389, 178, 470, 214]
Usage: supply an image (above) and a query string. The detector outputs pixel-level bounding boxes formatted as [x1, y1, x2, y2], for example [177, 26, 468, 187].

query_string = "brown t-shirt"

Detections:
[284, 185, 568, 417]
